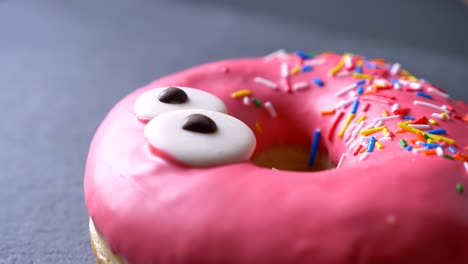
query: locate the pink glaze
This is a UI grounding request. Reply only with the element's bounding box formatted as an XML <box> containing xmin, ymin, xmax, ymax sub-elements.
<box><xmin>85</xmin><ymin>52</ymin><xmax>468</xmax><ymax>264</ymax></box>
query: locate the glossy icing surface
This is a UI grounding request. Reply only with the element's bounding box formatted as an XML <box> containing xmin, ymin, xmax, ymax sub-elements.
<box><xmin>85</xmin><ymin>52</ymin><xmax>468</xmax><ymax>264</ymax></box>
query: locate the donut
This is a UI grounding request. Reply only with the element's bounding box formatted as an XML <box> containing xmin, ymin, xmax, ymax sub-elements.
<box><xmin>84</xmin><ymin>51</ymin><xmax>468</xmax><ymax>264</ymax></box>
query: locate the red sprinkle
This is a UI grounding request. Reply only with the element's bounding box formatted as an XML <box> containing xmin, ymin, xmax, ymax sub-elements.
<box><xmin>412</xmin><ymin>116</ymin><xmax>429</xmax><ymax>124</ymax></box>
<box><xmin>363</xmin><ymin>103</ymin><xmax>370</xmax><ymax>112</ymax></box>
<box><xmin>393</xmin><ymin>108</ymin><xmax>410</xmax><ymax>115</ymax></box>
<box><xmin>327</xmin><ymin>111</ymin><xmax>345</xmax><ymax>141</ymax></box>
<box><xmin>451</xmin><ymin>113</ymin><xmax>462</xmax><ymax>120</ymax></box>
<box><xmin>354</xmin><ymin>145</ymin><xmax>363</xmax><ymax>156</ymax></box>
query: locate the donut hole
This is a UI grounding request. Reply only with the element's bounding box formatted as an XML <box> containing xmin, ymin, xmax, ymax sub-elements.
<box><xmin>250</xmin><ymin>144</ymin><xmax>335</xmax><ymax>172</ymax></box>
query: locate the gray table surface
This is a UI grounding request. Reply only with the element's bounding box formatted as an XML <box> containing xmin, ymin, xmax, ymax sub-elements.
<box><xmin>1</xmin><ymin>0</ymin><xmax>467</xmax><ymax>263</ymax></box>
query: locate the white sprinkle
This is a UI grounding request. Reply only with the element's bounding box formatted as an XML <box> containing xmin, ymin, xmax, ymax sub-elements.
<box><xmin>391</xmin><ymin>104</ymin><xmax>399</xmax><ymax>113</ymax></box>
<box><xmin>335</xmin><ymin>83</ymin><xmax>358</xmax><ymax>97</ymax></box>
<box><xmin>281</xmin><ymin>63</ymin><xmax>289</xmax><ymax>78</ymax></box>
<box><xmin>335</xmin><ymin>96</ymin><xmax>358</xmax><ymax>109</ymax></box>
<box><xmin>415</xmin><ymin>141</ymin><xmax>425</xmax><ymax>146</ymax></box>
<box><xmin>254</xmin><ymin>77</ymin><xmax>278</xmax><ymax>90</ymax></box>
<box><xmin>464</xmin><ymin>162</ymin><xmax>468</xmax><ymax>175</ymax></box>
<box><xmin>412</xmin><ymin>147</ymin><xmax>428</xmax><ymax>154</ymax></box>
<box><xmin>292</xmin><ymin>82</ymin><xmax>309</xmax><ymax>91</ymax></box>
<box><xmin>304</xmin><ymin>58</ymin><xmax>327</xmax><ymax>66</ymax></box>
<box><xmin>348</xmin><ymin>91</ymin><xmax>357</xmax><ymax>97</ymax></box>
<box><xmin>264</xmin><ymin>49</ymin><xmax>287</xmax><ymax>60</ymax></box>
<box><xmin>393</xmin><ymin>83</ymin><xmax>401</xmax><ymax>90</ymax></box>
<box><xmin>373</xmin><ymin>115</ymin><xmax>400</xmax><ymax>122</ymax></box>
<box><xmin>352</xmin><ymin>121</ymin><xmax>366</xmax><ymax>139</ymax></box>
<box><xmin>344</xmin><ymin>55</ymin><xmax>353</xmax><ymax>69</ymax></box>
<box><xmin>399</xmin><ymin>80</ymin><xmax>409</xmax><ymax>85</ymax></box>
<box><xmin>348</xmin><ymin>138</ymin><xmax>361</xmax><ymax>150</ymax></box>
<box><xmin>264</xmin><ymin>101</ymin><xmax>277</xmax><ymax>118</ymax></box>
<box><xmin>336</xmin><ymin>71</ymin><xmax>352</xmax><ymax>78</ymax></box>
<box><xmin>378</xmin><ymin>137</ymin><xmax>393</xmax><ymax>142</ymax></box>
<box><xmin>441</xmin><ymin>105</ymin><xmax>448</xmax><ymax>110</ymax></box>
<box><xmin>436</xmin><ymin>147</ymin><xmax>444</xmax><ymax>157</ymax></box>
<box><xmin>407</xmin><ymin>82</ymin><xmax>423</xmax><ymax>90</ymax></box>
<box><xmin>431</xmin><ymin>113</ymin><xmax>449</xmax><ymax>120</ymax></box>
<box><xmin>374</xmin><ymin>121</ymin><xmax>384</xmax><ymax>128</ymax></box>
<box><xmin>427</xmin><ymin>87</ymin><xmax>450</xmax><ymax>98</ymax></box>
<box><xmin>390</xmin><ymin>63</ymin><xmax>401</xmax><ymax>75</ymax></box>
<box><xmin>408</xmin><ymin>124</ymin><xmax>431</xmax><ymax>130</ymax></box>
<box><xmin>336</xmin><ymin>153</ymin><xmax>347</xmax><ymax>169</ymax></box>
<box><xmin>361</xmin><ymin>137</ymin><xmax>371</xmax><ymax>143</ymax></box>
<box><xmin>359</xmin><ymin>152</ymin><xmax>369</xmax><ymax>161</ymax></box>
<box><xmin>413</xmin><ymin>100</ymin><xmax>450</xmax><ymax>113</ymax></box>
<box><xmin>242</xmin><ymin>96</ymin><xmax>250</xmax><ymax>105</ymax></box>
<box><xmin>361</xmin><ymin>121</ymin><xmax>378</xmax><ymax>132</ymax></box>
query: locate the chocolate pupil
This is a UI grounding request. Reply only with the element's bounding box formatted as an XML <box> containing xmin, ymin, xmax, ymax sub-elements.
<box><xmin>158</xmin><ymin>87</ymin><xmax>188</xmax><ymax>104</ymax></box>
<box><xmin>182</xmin><ymin>114</ymin><xmax>217</xmax><ymax>134</ymax></box>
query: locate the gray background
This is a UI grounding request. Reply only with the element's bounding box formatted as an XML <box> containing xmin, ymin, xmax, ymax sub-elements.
<box><xmin>1</xmin><ymin>0</ymin><xmax>467</xmax><ymax>263</ymax></box>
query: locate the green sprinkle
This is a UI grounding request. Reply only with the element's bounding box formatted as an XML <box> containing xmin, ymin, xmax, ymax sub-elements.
<box><xmin>443</xmin><ymin>154</ymin><xmax>455</xmax><ymax>160</ymax></box>
<box><xmin>252</xmin><ymin>98</ymin><xmax>262</xmax><ymax>107</ymax></box>
<box><xmin>399</xmin><ymin>139</ymin><xmax>408</xmax><ymax>148</ymax></box>
<box><xmin>456</xmin><ymin>183</ymin><xmax>464</xmax><ymax>194</ymax></box>
<box><xmin>423</xmin><ymin>133</ymin><xmax>430</xmax><ymax>139</ymax></box>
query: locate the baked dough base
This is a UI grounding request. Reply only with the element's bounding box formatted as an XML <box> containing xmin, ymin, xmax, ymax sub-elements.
<box><xmin>89</xmin><ymin>218</ymin><xmax>126</xmax><ymax>264</ymax></box>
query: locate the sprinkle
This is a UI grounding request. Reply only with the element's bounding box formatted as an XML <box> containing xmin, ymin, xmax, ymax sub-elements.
<box><xmin>402</xmin><ymin>116</ymin><xmax>415</xmax><ymax>121</ymax></box>
<box><xmin>436</xmin><ymin>147</ymin><xmax>444</xmax><ymax>156</ymax></box>
<box><xmin>338</xmin><ymin>113</ymin><xmax>356</xmax><ymax>138</ymax></box>
<box><xmin>412</xmin><ymin>116</ymin><xmax>428</xmax><ymax>124</ymax></box>
<box><xmin>427</xmin><ymin>129</ymin><xmax>446</xmax><ymax>135</ymax></box>
<box><xmin>378</xmin><ymin>137</ymin><xmax>392</xmax><ymax>142</ymax></box>
<box><xmin>464</xmin><ymin>162</ymin><xmax>468</xmax><ymax>174</ymax></box>
<box><xmin>456</xmin><ymin>184</ymin><xmax>464</xmax><ymax>194</ymax></box>
<box><xmin>428</xmin><ymin>118</ymin><xmax>438</xmax><ymax>125</ymax></box>
<box><xmin>360</xmin><ymin>126</ymin><xmax>385</xmax><ymax>136</ymax></box>
<box><xmin>329</xmin><ymin>56</ymin><xmax>346</xmax><ymax>76</ymax></box>
<box><xmin>242</xmin><ymin>96</ymin><xmax>250</xmax><ymax>105</ymax></box>
<box><xmin>444</xmin><ymin>154</ymin><xmax>455</xmax><ymax>160</ymax></box>
<box><xmin>413</xmin><ymin>100</ymin><xmax>450</xmax><ymax>113</ymax></box>
<box><xmin>321</xmin><ymin>109</ymin><xmax>336</xmax><ymax>115</ymax></box>
<box><xmin>441</xmin><ymin>112</ymin><xmax>449</xmax><ymax>119</ymax></box>
<box><xmin>356</xmin><ymin>115</ymin><xmax>367</xmax><ymax>124</ymax></box>
<box><xmin>416</xmin><ymin>91</ymin><xmax>433</xmax><ymax>99</ymax></box>
<box><xmin>312</xmin><ymin>77</ymin><xmax>325</xmax><ymax>87</ymax></box>
<box><xmin>301</xmin><ymin>65</ymin><xmax>313</xmax><ymax>72</ymax></box>
<box><xmin>375</xmin><ymin>141</ymin><xmax>384</xmax><ymax>149</ymax></box>
<box><xmin>383</xmin><ymin>127</ymin><xmax>389</xmax><ymax>137</ymax></box>
<box><xmin>407</xmin><ymin>82</ymin><xmax>423</xmax><ymax>90</ymax></box>
<box><xmin>295</xmin><ymin>50</ymin><xmax>312</xmax><ymax>60</ymax></box>
<box><xmin>367</xmin><ymin>137</ymin><xmax>376</xmax><ymax>152</ymax></box>
<box><xmin>281</xmin><ymin>78</ymin><xmax>292</xmax><ymax>93</ymax></box>
<box><xmin>406</xmin><ymin>145</ymin><xmax>413</xmax><ymax>151</ymax></box>
<box><xmin>344</xmin><ymin>55</ymin><xmax>353</xmax><ymax>69</ymax></box>
<box><xmin>304</xmin><ymin>58</ymin><xmax>326</xmax><ymax>66</ymax></box>
<box><xmin>390</xmin><ymin>63</ymin><xmax>401</xmax><ymax>75</ymax></box>
<box><xmin>353</xmin><ymin>73</ymin><xmax>373</xmax><ymax>79</ymax></box>
<box><xmin>336</xmin><ymin>153</ymin><xmax>347</xmax><ymax>169</ymax></box>
<box><xmin>336</xmin><ymin>71</ymin><xmax>352</xmax><ymax>77</ymax></box>
<box><xmin>374</xmin><ymin>121</ymin><xmax>384</xmax><ymax>128</ymax></box>
<box><xmin>252</xmin><ymin>98</ymin><xmax>262</xmax><ymax>107</ymax></box>
<box><xmin>351</xmin><ymin>120</ymin><xmax>366</xmax><ymax>140</ymax></box>
<box><xmin>361</xmin><ymin>97</ymin><xmax>393</xmax><ymax>105</ymax></box>
<box><xmin>357</xmin><ymin>86</ymin><xmax>364</xmax><ymax>95</ymax></box>
<box><xmin>281</xmin><ymin>63</ymin><xmax>289</xmax><ymax>78</ymax></box>
<box><xmin>363</xmin><ymin>103</ymin><xmax>370</xmax><ymax>112</ymax></box>
<box><xmin>350</xmin><ymin>100</ymin><xmax>360</xmax><ymax>114</ymax></box>
<box><xmin>374</xmin><ymin>115</ymin><xmax>400</xmax><ymax>122</ymax></box>
<box><xmin>231</xmin><ymin>89</ymin><xmax>252</xmax><ymax>99</ymax></box>
<box><xmin>423</xmin><ymin>149</ymin><xmax>436</xmax><ymax>155</ymax></box>
<box><xmin>355</xmin><ymin>65</ymin><xmax>363</xmax><ymax>74</ymax></box>
<box><xmin>431</xmin><ymin>113</ymin><xmax>446</xmax><ymax>120</ymax></box>
<box><xmin>292</xmin><ymin>82</ymin><xmax>309</xmax><ymax>91</ymax></box>
<box><xmin>335</xmin><ymin>80</ymin><xmax>365</xmax><ymax>97</ymax></box>
<box><xmin>398</xmin><ymin>123</ymin><xmax>455</xmax><ymax>144</ymax></box>
<box><xmin>400</xmin><ymin>139</ymin><xmax>408</xmax><ymax>148</ymax></box>
<box><xmin>408</xmin><ymin>124</ymin><xmax>430</xmax><ymax>130</ymax></box>
<box><xmin>413</xmin><ymin>147</ymin><xmax>428</xmax><ymax>154</ymax></box>
<box><xmin>254</xmin><ymin>122</ymin><xmax>263</xmax><ymax>134</ymax></box>
<box><xmin>391</xmin><ymin>104</ymin><xmax>399</xmax><ymax>113</ymax></box>
<box><xmin>254</xmin><ymin>77</ymin><xmax>278</xmax><ymax>90</ymax></box>
<box><xmin>290</xmin><ymin>66</ymin><xmax>301</xmax><ymax>75</ymax></box>
<box><xmin>308</xmin><ymin>129</ymin><xmax>321</xmax><ymax>167</ymax></box>
<box><xmin>427</xmin><ymin>87</ymin><xmax>450</xmax><ymax>98</ymax></box>
<box><xmin>336</xmin><ymin>96</ymin><xmax>358</xmax><ymax>109</ymax></box>
<box><xmin>448</xmin><ymin>146</ymin><xmax>457</xmax><ymax>154</ymax></box>
<box><xmin>359</xmin><ymin>152</ymin><xmax>369</xmax><ymax>161</ymax></box>
<box><xmin>263</xmin><ymin>49</ymin><xmax>287</xmax><ymax>60</ymax></box>
<box><xmin>393</xmin><ymin>108</ymin><xmax>410</xmax><ymax>115</ymax></box>
<box><xmin>328</xmin><ymin>111</ymin><xmax>345</xmax><ymax>141</ymax></box>
<box><xmin>353</xmin><ymin>145</ymin><xmax>363</xmax><ymax>156</ymax></box>
<box><xmin>264</xmin><ymin>101</ymin><xmax>277</xmax><ymax>118</ymax></box>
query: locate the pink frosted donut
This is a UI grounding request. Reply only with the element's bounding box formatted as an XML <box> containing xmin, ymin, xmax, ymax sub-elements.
<box><xmin>84</xmin><ymin>51</ymin><xmax>468</xmax><ymax>264</ymax></box>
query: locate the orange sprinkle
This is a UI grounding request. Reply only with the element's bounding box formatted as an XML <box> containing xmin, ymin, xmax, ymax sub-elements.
<box><xmin>360</xmin><ymin>146</ymin><xmax>367</xmax><ymax>153</ymax></box>
<box><xmin>463</xmin><ymin>114</ymin><xmax>468</xmax><ymax>122</ymax></box>
<box><xmin>353</xmin><ymin>73</ymin><xmax>373</xmax><ymax>79</ymax></box>
<box><xmin>394</xmin><ymin>129</ymin><xmax>406</xmax><ymax>134</ymax></box>
<box><xmin>370</xmin><ymin>58</ymin><xmax>385</xmax><ymax>64</ymax></box>
<box><xmin>321</xmin><ymin>109</ymin><xmax>336</xmax><ymax>115</ymax></box>
<box><xmin>254</xmin><ymin>122</ymin><xmax>263</xmax><ymax>135</ymax></box>
<box><xmin>423</xmin><ymin>149</ymin><xmax>436</xmax><ymax>156</ymax></box>
<box><xmin>409</xmin><ymin>139</ymin><xmax>418</xmax><ymax>145</ymax></box>
<box><xmin>382</xmin><ymin>110</ymin><xmax>390</xmax><ymax>117</ymax></box>
<box><xmin>416</xmin><ymin>132</ymin><xmax>427</xmax><ymax>142</ymax></box>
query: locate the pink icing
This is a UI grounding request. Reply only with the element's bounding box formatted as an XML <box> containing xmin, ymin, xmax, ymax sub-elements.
<box><xmin>84</xmin><ymin>52</ymin><xmax>468</xmax><ymax>264</ymax></box>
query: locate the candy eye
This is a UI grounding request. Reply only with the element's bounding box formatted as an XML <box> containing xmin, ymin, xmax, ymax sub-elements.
<box><xmin>144</xmin><ymin>109</ymin><xmax>256</xmax><ymax>167</ymax></box>
<box><xmin>134</xmin><ymin>86</ymin><xmax>227</xmax><ymax>121</ymax></box>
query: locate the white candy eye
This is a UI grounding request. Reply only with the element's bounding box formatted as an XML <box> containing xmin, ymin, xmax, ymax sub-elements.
<box><xmin>144</xmin><ymin>109</ymin><xmax>256</xmax><ymax>167</ymax></box>
<box><xmin>134</xmin><ymin>86</ymin><xmax>227</xmax><ymax>121</ymax></box>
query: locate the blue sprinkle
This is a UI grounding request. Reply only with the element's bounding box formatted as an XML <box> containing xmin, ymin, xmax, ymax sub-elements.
<box><xmin>421</xmin><ymin>143</ymin><xmax>442</xmax><ymax>149</ymax></box>
<box><xmin>416</xmin><ymin>91</ymin><xmax>433</xmax><ymax>99</ymax></box>
<box><xmin>312</xmin><ymin>77</ymin><xmax>324</xmax><ymax>87</ymax></box>
<box><xmin>427</xmin><ymin>129</ymin><xmax>446</xmax><ymax>135</ymax></box>
<box><xmin>356</xmin><ymin>79</ymin><xmax>366</xmax><ymax>85</ymax></box>
<box><xmin>355</xmin><ymin>65</ymin><xmax>363</xmax><ymax>74</ymax></box>
<box><xmin>357</xmin><ymin>86</ymin><xmax>364</xmax><ymax>95</ymax></box>
<box><xmin>364</xmin><ymin>60</ymin><xmax>377</xmax><ymax>69</ymax></box>
<box><xmin>367</xmin><ymin>136</ymin><xmax>376</xmax><ymax>152</ymax></box>
<box><xmin>402</xmin><ymin>115</ymin><xmax>415</xmax><ymax>121</ymax></box>
<box><xmin>351</xmin><ymin>99</ymin><xmax>360</xmax><ymax>114</ymax></box>
<box><xmin>448</xmin><ymin>146</ymin><xmax>457</xmax><ymax>154</ymax></box>
<box><xmin>295</xmin><ymin>51</ymin><xmax>313</xmax><ymax>60</ymax></box>
<box><xmin>308</xmin><ymin>129</ymin><xmax>321</xmax><ymax>167</ymax></box>
<box><xmin>390</xmin><ymin>78</ymin><xmax>400</xmax><ymax>84</ymax></box>
<box><xmin>301</xmin><ymin>65</ymin><xmax>313</xmax><ymax>72</ymax></box>
<box><xmin>406</xmin><ymin>146</ymin><xmax>413</xmax><ymax>151</ymax></box>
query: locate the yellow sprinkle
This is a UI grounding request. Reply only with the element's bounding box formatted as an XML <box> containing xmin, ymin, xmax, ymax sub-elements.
<box><xmin>428</xmin><ymin>119</ymin><xmax>438</xmax><ymax>125</ymax></box>
<box><xmin>408</xmin><ymin>75</ymin><xmax>418</xmax><ymax>82</ymax></box>
<box><xmin>441</xmin><ymin>112</ymin><xmax>449</xmax><ymax>119</ymax></box>
<box><xmin>401</xmin><ymin>69</ymin><xmax>411</xmax><ymax>76</ymax></box>
<box><xmin>356</xmin><ymin>115</ymin><xmax>367</xmax><ymax>124</ymax></box>
<box><xmin>321</xmin><ymin>109</ymin><xmax>336</xmax><ymax>115</ymax></box>
<box><xmin>427</xmin><ymin>134</ymin><xmax>455</xmax><ymax>145</ymax></box>
<box><xmin>427</xmin><ymin>138</ymin><xmax>435</xmax><ymax>144</ymax></box>
<box><xmin>353</xmin><ymin>73</ymin><xmax>373</xmax><ymax>79</ymax></box>
<box><xmin>338</xmin><ymin>113</ymin><xmax>355</xmax><ymax>138</ymax></box>
<box><xmin>383</xmin><ymin>127</ymin><xmax>389</xmax><ymax>137</ymax></box>
<box><xmin>290</xmin><ymin>66</ymin><xmax>301</xmax><ymax>75</ymax></box>
<box><xmin>231</xmin><ymin>89</ymin><xmax>252</xmax><ymax>99</ymax></box>
<box><xmin>254</xmin><ymin>122</ymin><xmax>263</xmax><ymax>135</ymax></box>
<box><xmin>375</xmin><ymin>141</ymin><xmax>384</xmax><ymax>149</ymax></box>
<box><xmin>398</xmin><ymin>122</ymin><xmax>455</xmax><ymax>145</ymax></box>
<box><xmin>360</xmin><ymin>126</ymin><xmax>386</xmax><ymax>136</ymax></box>
<box><xmin>329</xmin><ymin>56</ymin><xmax>346</xmax><ymax>76</ymax></box>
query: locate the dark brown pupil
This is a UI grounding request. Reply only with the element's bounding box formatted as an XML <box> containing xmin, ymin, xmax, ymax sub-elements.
<box><xmin>182</xmin><ymin>114</ymin><xmax>217</xmax><ymax>134</ymax></box>
<box><xmin>158</xmin><ymin>87</ymin><xmax>188</xmax><ymax>104</ymax></box>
